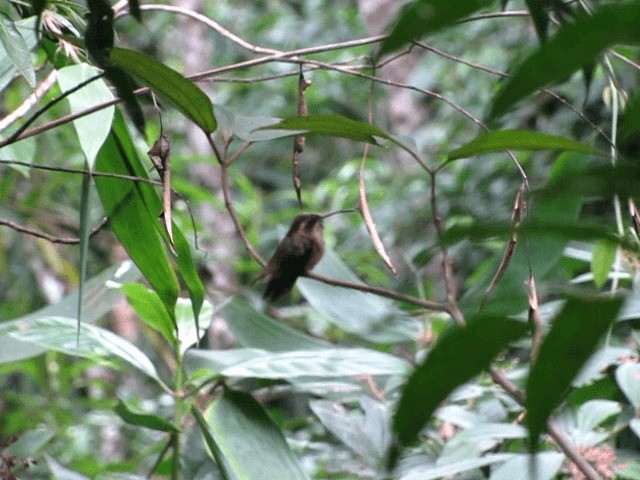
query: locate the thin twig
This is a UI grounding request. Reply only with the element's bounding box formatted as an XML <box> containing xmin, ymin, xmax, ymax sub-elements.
<box><xmin>0</xmin><ymin>217</ymin><xmax>108</xmax><ymax>244</ymax></box>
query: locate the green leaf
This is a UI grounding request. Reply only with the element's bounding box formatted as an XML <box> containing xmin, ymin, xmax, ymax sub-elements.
<box><xmin>110</xmin><ymin>47</ymin><xmax>216</xmax><ymax>133</ymax></box>
<box><xmin>7</xmin><ymin>316</ymin><xmax>163</xmax><ymax>384</ymax></box>
<box><xmin>46</xmin><ymin>455</ymin><xmax>90</xmax><ymax>480</ymax></box>
<box><xmin>401</xmin><ymin>454</ymin><xmax>512</xmax><ymax>480</ymax></box>
<box><xmin>4</xmin><ymin>425</ymin><xmax>54</xmax><ymax>456</ymax></box>
<box><xmin>256</xmin><ymin>114</ymin><xmax>389</xmax><ymax>144</ymax></box>
<box><xmin>189</xmin><ymin>348</ymin><xmax>410</xmax><ymax>380</ymax></box>
<box><xmin>221</xmin><ymin>298</ymin><xmax>330</xmax><ymax>351</ymax></box>
<box><xmin>389</xmin><ymin>316</ymin><xmax>528</xmax><ymax>467</ymax></box>
<box><xmin>202</xmin><ymin>389</ymin><xmax>308</xmax><ymax>480</ymax></box>
<box><xmin>56</xmin><ymin>64</ymin><xmax>115</xmax><ymax>167</ymax></box>
<box><xmin>526</xmin><ymin>295</ymin><xmax>624</xmax><ymax>450</ymax></box>
<box><xmin>114</xmin><ymin>399</ymin><xmax>178</xmax><ymax>432</ymax></box>
<box><xmin>120</xmin><ymin>282</ymin><xmax>176</xmax><ymax>345</ymax></box>
<box><xmin>0</xmin><ymin>13</ymin><xmax>35</xmax><ymax>87</ymax></box>
<box><xmin>379</xmin><ymin>0</ymin><xmax>494</xmax><ymax>56</ymax></box>
<box><xmin>524</xmin><ymin>0</ymin><xmax>550</xmax><ymax>42</ymax></box>
<box><xmin>103</xmin><ymin>67</ymin><xmax>146</xmax><ymax>135</ymax></box>
<box><xmin>0</xmin><ymin>261</ymin><xmax>140</xmax><ymax>363</ymax></box>
<box><xmin>191</xmin><ymin>406</ymin><xmax>233</xmax><ymax>480</ymax></box>
<box><xmin>616</xmin><ymin>363</ymin><xmax>640</xmax><ymax>408</ymax></box>
<box><xmin>447</xmin><ymin>130</ymin><xmax>605</xmax><ymax>161</ymax></box>
<box><xmin>94</xmin><ymin>111</ymin><xmax>179</xmax><ymax>317</ymax></box>
<box><xmin>297</xmin><ymin>249</ymin><xmax>420</xmax><ymax>343</ymax></box>
<box><xmin>491</xmin><ymin>2</ymin><xmax>640</xmax><ymax>118</ymax></box>
<box><xmin>0</xmin><ymin>133</ymin><xmax>36</xmax><ymax>176</ymax></box>
<box><xmin>0</xmin><ymin>17</ymin><xmax>37</xmax><ymax>93</ymax></box>
<box><xmin>175</xmin><ymin>297</ymin><xmax>213</xmax><ymax>354</ymax></box>
<box><xmin>591</xmin><ymin>240</ymin><xmax>617</xmax><ymax>289</ymax></box>
<box><xmin>489</xmin><ymin>452</ymin><xmax>564</xmax><ymax>480</ymax></box>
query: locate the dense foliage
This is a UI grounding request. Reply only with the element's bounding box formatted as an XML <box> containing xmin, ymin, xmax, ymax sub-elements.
<box><xmin>2</xmin><ymin>0</ymin><xmax>640</xmax><ymax>479</ymax></box>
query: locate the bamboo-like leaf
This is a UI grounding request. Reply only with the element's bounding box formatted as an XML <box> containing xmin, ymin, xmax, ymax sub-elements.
<box><xmin>76</xmin><ymin>172</ymin><xmax>91</xmax><ymax>344</ymax></box>
<box><xmin>591</xmin><ymin>240</ymin><xmax>617</xmax><ymax>289</ymax></box>
<box><xmin>389</xmin><ymin>316</ymin><xmax>528</xmax><ymax>467</ymax></box>
<box><xmin>257</xmin><ymin>114</ymin><xmax>389</xmax><ymax>144</ymax></box>
<box><xmin>114</xmin><ymin>399</ymin><xmax>178</xmax><ymax>432</ymax></box>
<box><xmin>0</xmin><ymin>13</ymin><xmax>35</xmax><ymax>87</ymax></box>
<box><xmin>491</xmin><ymin>2</ymin><xmax>640</xmax><ymax>118</ymax></box>
<box><xmin>447</xmin><ymin>130</ymin><xmax>605</xmax><ymax>161</ymax></box>
<box><xmin>526</xmin><ymin>295</ymin><xmax>624</xmax><ymax>450</ymax></box>
<box><xmin>110</xmin><ymin>47</ymin><xmax>216</xmax><ymax>132</ymax></box>
<box><xmin>120</xmin><ymin>282</ymin><xmax>176</xmax><ymax>345</ymax></box>
<box><xmin>379</xmin><ymin>0</ymin><xmax>494</xmax><ymax>56</ymax></box>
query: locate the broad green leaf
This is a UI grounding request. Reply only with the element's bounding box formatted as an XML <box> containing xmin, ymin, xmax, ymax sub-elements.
<box><xmin>575</xmin><ymin>399</ymin><xmax>621</xmax><ymax>433</ymax></box>
<box><xmin>591</xmin><ymin>240</ymin><xmax>617</xmax><ymax>289</ymax></box>
<box><xmin>175</xmin><ymin>297</ymin><xmax>213</xmax><ymax>354</ymax></box>
<box><xmin>7</xmin><ymin>316</ymin><xmax>163</xmax><ymax>384</ymax></box>
<box><xmin>203</xmin><ymin>389</ymin><xmax>308</xmax><ymax>480</ymax></box>
<box><xmin>298</xmin><ymin>249</ymin><xmax>421</xmax><ymax>343</ymax></box>
<box><xmin>491</xmin><ymin>2</ymin><xmax>640</xmax><ymax>117</ymax></box>
<box><xmin>379</xmin><ymin>0</ymin><xmax>494</xmax><ymax>56</ymax></box>
<box><xmin>191</xmin><ymin>406</ymin><xmax>233</xmax><ymax>480</ymax></box>
<box><xmin>185</xmin><ymin>348</ymin><xmax>267</xmax><ymax>378</ymax></box>
<box><xmin>0</xmin><ymin>17</ymin><xmax>37</xmax><ymax>93</ymax></box>
<box><xmin>400</xmin><ymin>454</ymin><xmax>512</xmax><ymax>480</ymax></box>
<box><xmin>257</xmin><ymin>114</ymin><xmax>389</xmax><ymax>144</ymax></box>
<box><xmin>0</xmin><ymin>261</ymin><xmax>140</xmax><ymax>363</ymax></box>
<box><xmin>0</xmin><ymin>133</ymin><xmax>36</xmax><ymax>176</ymax></box>
<box><xmin>489</xmin><ymin>452</ymin><xmax>564</xmax><ymax>480</ymax></box>
<box><xmin>221</xmin><ymin>298</ymin><xmax>330</xmax><ymax>351</ymax></box>
<box><xmin>0</xmin><ymin>13</ymin><xmax>35</xmax><ymax>87</ymax></box>
<box><xmin>57</xmin><ymin>64</ymin><xmax>115</xmax><ymax>167</ymax></box>
<box><xmin>110</xmin><ymin>47</ymin><xmax>216</xmax><ymax>133</ymax></box>
<box><xmin>120</xmin><ymin>282</ymin><xmax>176</xmax><ymax>345</ymax></box>
<box><xmin>310</xmin><ymin>397</ymin><xmax>391</xmax><ymax>463</ymax></box>
<box><xmin>114</xmin><ymin>399</ymin><xmax>178</xmax><ymax>432</ymax></box>
<box><xmin>526</xmin><ymin>295</ymin><xmax>624</xmax><ymax>449</ymax></box>
<box><xmin>219</xmin><ymin>348</ymin><xmax>409</xmax><ymax>379</ymax></box>
<box><xmin>4</xmin><ymin>425</ymin><xmax>53</xmax><ymax>456</ymax></box>
<box><xmin>46</xmin><ymin>455</ymin><xmax>90</xmax><ymax>480</ymax></box>
<box><xmin>389</xmin><ymin>316</ymin><xmax>528</xmax><ymax>467</ymax></box>
<box><xmin>94</xmin><ymin>111</ymin><xmax>179</xmax><ymax>317</ymax></box>
<box><xmin>447</xmin><ymin>130</ymin><xmax>605</xmax><ymax>161</ymax></box>
<box><xmin>616</xmin><ymin>363</ymin><xmax>640</xmax><ymax>408</ymax></box>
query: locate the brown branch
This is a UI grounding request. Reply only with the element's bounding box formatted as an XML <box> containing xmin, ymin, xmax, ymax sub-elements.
<box><xmin>0</xmin><ymin>70</ymin><xmax>58</xmax><ymax>134</ymax></box>
<box><xmin>0</xmin><ymin>217</ymin><xmax>108</xmax><ymax>244</ymax></box>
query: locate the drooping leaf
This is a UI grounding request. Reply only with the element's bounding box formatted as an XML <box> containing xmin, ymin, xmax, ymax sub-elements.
<box><xmin>114</xmin><ymin>399</ymin><xmax>178</xmax><ymax>432</ymax></box>
<box><xmin>202</xmin><ymin>389</ymin><xmax>308</xmax><ymax>480</ymax></box>
<box><xmin>0</xmin><ymin>261</ymin><xmax>140</xmax><ymax>363</ymax></box>
<box><xmin>256</xmin><ymin>114</ymin><xmax>389</xmax><ymax>144</ymax></box>
<box><xmin>175</xmin><ymin>297</ymin><xmax>213</xmax><ymax>354</ymax></box>
<box><xmin>110</xmin><ymin>47</ymin><xmax>216</xmax><ymax>133</ymax></box>
<box><xmin>7</xmin><ymin>316</ymin><xmax>163</xmax><ymax>384</ymax></box>
<box><xmin>591</xmin><ymin>240</ymin><xmax>617</xmax><ymax>289</ymax></box>
<box><xmin>56</xmin><ymin>64</ymin><xmax>115</xmax><ymax>167</ymax></box>
<box><xmin>103</xmin><ymin>66</ymin><xmax>146</xmax><ymax>134</ymax></box>
<box><xmin>526</xmin><ymin>295</ymin><xmax>624</xmax><ymax>450</ymax></box>
<box><xmin>491</xmin><ymin>2</ymin><xmax>640</xmax><ymax>117</ymax></box>
<box><xmin>76</xmin><ymin>171</ymin><xmax>91</xmax><ymax>342</ymax></box>
<box><xmin>0</xmin><ymin>13</ymin><xmax>35</xmax><ymax>87</ymax></box>
<box><xmin>188</xmin><ymin>348</ymin><xmax>410</xmax><ymax>380</ymax></box>
<box><xmin>489</xmin><ymin>452</ymin><xmax>564</xmax><ymax>480</ymax></box>
<box><xmin>0</xmin><ymin>17</ymin><xmax>37</xmax><ymax>93</ymax></box>
<box><xmin>172</xmin><ymin>225</ymin><xmax>205</xmax><ymax>337</ymax></box>
<box><xmin>191</xmin><ymin>406</ymin><xmax>233</xmax><ymax>480</ymax></box>
<box><xmin>221</xmin><ymin>298</ymin><xmax>330</xmax><ymax>351</ymax></box>
<box><xmin>120</xmin><ymin>282</ymin><xmax>176</xmax><ymax>345</ymax></box>
<box><xmin>379</xmin><ymin>0</ymin><xmax>494</xmax><ymax>56</ymax></box>
<box><xmin>389</xmin><ymin>316</ymin><xmax>528</xmax><ymax>467</ymax></box>
<box><xmin>447</xmin><ymin>130</ymin><xmax>605</xmax><ymax>161</ymax></box>
<box><xmin>94</xmin><ymin>111</ymin><xmax>179</xmax><ymax>317</ymax></box>
<box><xmin>616</xmin><ymin>362</ymin><xmax>640</xmax><ymax>408</ymax></box>
<box><xmin>297</xmin><ymin>249</ymin><xmax>420</xmax><ymax>343</ymax></box>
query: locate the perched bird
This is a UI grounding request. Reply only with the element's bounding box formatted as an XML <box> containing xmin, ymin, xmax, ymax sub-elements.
<box><xmin>256</xmin><ymin>210</ymin><xmax>353</xmax><ymax>302</ymax></box>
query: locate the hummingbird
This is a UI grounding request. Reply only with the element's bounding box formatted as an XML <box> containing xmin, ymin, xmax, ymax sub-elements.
<box><xmin>256</xmin><ymin>210</ymin><xmax>354</xmax><ymax>302</ymax></box>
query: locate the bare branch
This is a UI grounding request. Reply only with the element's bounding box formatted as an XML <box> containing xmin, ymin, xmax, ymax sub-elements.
<box><xmin>0</xmin><ymin>217</ymin><xmax>108</xmax><ymax>244</ymax></box>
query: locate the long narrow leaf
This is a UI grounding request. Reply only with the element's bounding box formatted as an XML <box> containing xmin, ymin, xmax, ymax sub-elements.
<box><xmin>491</xmin><ymin>2</ymin><xmax>640</xmax><ymax>117</ymax></box>
<box><xmin>110</xmin><ymin>47</ymin><xmax>216</xmax><ymax>133</ymax></box>
<box><xmin>0</xmin><ymin>13</ymin><xmax>35</xmax><ymax>87</ymax></box>
<box><xmin>389</xmin><ymin>316</ymin><xmax>528</xmax><ymax>467</ymax></box>
<box><xmin>526</xmin><ymin>295</ymin><xmax>624</xmax><ymax>449</ymax></box>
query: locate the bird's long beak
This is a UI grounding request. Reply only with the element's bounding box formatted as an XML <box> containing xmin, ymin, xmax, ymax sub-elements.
<box><xmin>321</xmin><ymin>208</ymin><xmax>357</xmax><ymax>219</ymax></box>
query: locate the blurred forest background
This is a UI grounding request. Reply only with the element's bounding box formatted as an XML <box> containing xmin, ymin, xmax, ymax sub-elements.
<box><xmin>1</xmin><ymin>0</ymin><xmax>640</xmax><ymax>479</ymax></box>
